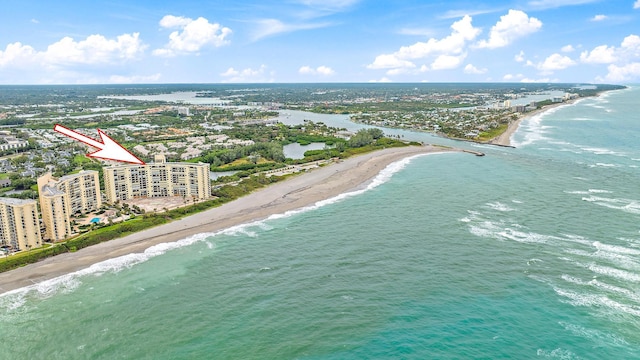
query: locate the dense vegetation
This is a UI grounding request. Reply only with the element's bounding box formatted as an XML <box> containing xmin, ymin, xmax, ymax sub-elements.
<box><xmin>0</xmin><ymin>174</ymin><xmax>285</xmax><ymax>272</ymax></box>
<box><xmin>0</xmin><ymin>82</ymin><xmax>626</xmax><ymax>272</ymax></box>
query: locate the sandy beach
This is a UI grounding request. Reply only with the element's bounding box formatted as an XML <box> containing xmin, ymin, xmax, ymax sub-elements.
<box><xmin>491</xmin><ymin>100</ymin><xmax>578</xmax><ymax>146</ymax></box>
<box><xmin>0</xmin><ymin>145</ymin><xmax>454</xmax><ymax>295</ymax></box>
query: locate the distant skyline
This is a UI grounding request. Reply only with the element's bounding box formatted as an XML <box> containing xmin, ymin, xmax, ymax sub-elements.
<box><xmin>0</xmin><ymin>0</ymin><xmax>639</xmax><ymax>84</ymax></box>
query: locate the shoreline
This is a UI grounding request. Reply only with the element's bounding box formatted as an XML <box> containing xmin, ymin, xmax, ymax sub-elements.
<box><xmin>490</xmin><ymin>98</ymin><xmax>581</xmax><ymax>146</ymax></box>
<box><xmin>345</xmin><ymin>99</ymin><xmax>581</xmax><ymax>148</ymax></box>
<box><xmin>0</xmin><ymin>145</ymin><xmax>456</xmax><ymax>295</ymax></box>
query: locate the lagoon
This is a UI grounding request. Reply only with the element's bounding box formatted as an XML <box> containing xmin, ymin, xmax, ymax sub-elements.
<box><xmin>283</xmin><ymin>142</ymin><xmax>327</xmax><ymax>159</ymax></box>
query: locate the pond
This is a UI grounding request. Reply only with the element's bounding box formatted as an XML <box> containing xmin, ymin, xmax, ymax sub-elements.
<box><xmin>283</xmin><ymin>142</ymin><xmax>328</xmax><ymax>159</ymax></box>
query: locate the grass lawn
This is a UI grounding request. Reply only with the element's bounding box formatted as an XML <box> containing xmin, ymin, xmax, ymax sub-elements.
<box><xmin>73</xmin><ymin>154</ymin><xmax>92</xmax><ymax>165</ymax></box>
<box><xmin>478</xmin><ymin>123</ymin><xmax>509</xmax><ymax>142</ymax></box>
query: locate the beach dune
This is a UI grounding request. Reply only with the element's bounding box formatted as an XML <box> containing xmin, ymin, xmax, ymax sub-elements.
<box><xmin>0</xmin><ymin>145</ymin><xmax>452</xmax><ymax>295</ymax></box>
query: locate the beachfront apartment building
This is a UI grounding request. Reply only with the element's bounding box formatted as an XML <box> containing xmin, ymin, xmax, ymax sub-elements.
<box><xmin>37</xmin><ymin>171</ymin><xmax>102</xmax><ymax>241</ymax></box>
<box><xmin>0</xmin><ymin>197</ymin><xmax>42</xmax><ymax>252</ymax></box>
<box><xmin>103</xmin><ymin>155</ymin><xmax>211</xmax><ymax>203</ymax></box>
<box><xmin>39</xmin><ymin>186</ymin><xmax>72</xmax><ymax>242</ymax></box>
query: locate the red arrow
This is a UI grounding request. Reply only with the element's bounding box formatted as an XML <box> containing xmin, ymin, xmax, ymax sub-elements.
<box><xmin>54</xmin><ymin>124</ymin><xmax>145</xmax><ymax>165</ymax></box>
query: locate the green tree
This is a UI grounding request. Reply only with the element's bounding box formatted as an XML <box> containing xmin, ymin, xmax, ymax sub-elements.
<box><xmin>348</xmin><ymin>129</ymin><xmax>374</xmax><ymax>148</ymax></box>
<box><xmin>368</xmin><ymin>128</ymin><xmax>384</xmax><ymax>139</ymax></box>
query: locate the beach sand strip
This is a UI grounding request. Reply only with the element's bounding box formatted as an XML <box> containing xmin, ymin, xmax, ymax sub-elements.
<box><xmin>0</xmin><ymin>145</ymin><xmax>453</xmax><ymax>294</ymax></box>
<box><xmin>491</xmin><ymin>99</ymin><xmax>579</xmax><ymax>146</ymax></box>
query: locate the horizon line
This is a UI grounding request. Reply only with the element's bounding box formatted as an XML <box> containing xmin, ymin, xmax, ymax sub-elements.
<box><xmin>0</xmin><ymin>81</ymin><xmax>630</xmax><ymax>86</ymax></box>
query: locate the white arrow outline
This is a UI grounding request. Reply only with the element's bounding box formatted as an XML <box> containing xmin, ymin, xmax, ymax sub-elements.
<box><xmin>54</xmin><ymin>124</ymin><xmax>145</xmax><ymax>165</ymax></box>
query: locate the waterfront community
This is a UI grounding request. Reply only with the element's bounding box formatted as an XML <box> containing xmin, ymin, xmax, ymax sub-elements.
<box><xmin>2</xmin><ymin>0</ymin><xmax>640</xmax><ymax>357</ymax></box>
<box><xmin>0</xmin><ymin>83</ymin><xmax>623</xmax><ymax>277</ymax></box>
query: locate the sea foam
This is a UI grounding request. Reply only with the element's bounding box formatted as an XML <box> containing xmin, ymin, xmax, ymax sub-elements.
<box><xmin>562</xmin><ymin>275</ymin><xmax>640</xmax><ymax>305</ymax></box>
<box><xmin>553</xmin><ymin>286</ymin><xmax>640</xmax><ymax>317</ymax></box>
<box><xmin>0</xmin><ymin>151</ymin><xmax>442</xmax><ymax>306</ymax></box>
<box><xmin>536</xmin><ymin>347</ymin><xmax>583</xmax><ymax>359</ymax></box>
<box><xmin>581</xmin><ymin>196</ymin><xmax>640</xmax><ymax>215</ymax></box>
<box><xmin>558</xmin><ymin>321</ymin><xmax>629</xmax><ymax>347</ymax></box>
<box><xmin>0</xmin><ymin>231</ymin><xmax>214</xmax><ymax>309</ymax></box>
<box><xmin>511</xmin><ymin>104</ymin><xmax>570</xmax><ymax>147</ymax></box>
<box><xmin>485</xmin><ymin>201</ymin><xmax>516</xmax><ymax>212</ymax></box>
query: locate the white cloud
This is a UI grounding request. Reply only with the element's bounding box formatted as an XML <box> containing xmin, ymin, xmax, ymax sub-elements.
<box><xmin>503</xmin><ymin>73</ymin><xmax>524</xmax><ymax>80</ymax></box>
<box><xmin>159</xmin><ymin>15</ymin><xmax>193</xmax><ymax>28</ymax></box>
<box><xmin>561</xmin><ymin>44</ymin><xmax>575</xmax><ymax>52</ymax></box>
<box><xmin>594</xmin><ymin>34</ymin><xmax>640</xmax><ymax>81</ymax></box>
<box><xmin>30</xmin><ymin>19</ymin><xmax>39</xmax><ymax>24</ymax></box>
<box><xmin>569</xmin><ymin>34</ymin><xmax>640</xmax><ymax>81</ymax></box>
<box><xmin>368</xmin><ymin>15</ymin><xmax>480</xmax><ymax>72</ymax></box>
<box><xmin>603</xmin><ymin>62</ymin><xmax>640</xmax><ymax>81</ymax></box>
<box><xmin>580</xmin><ymin>35</ymin><xmax>639</xmax><ymax>65</ymax></box>
<box><xmin>515</xmin><ymin>50</ymin><xmax>525</xmax><ymax>62</ymax></box>
<box><xmin>386</xmin><ymin>68</ymin><xmax>411</xmax><ymax>75</ymax></box>
<box><xmin>298</xmin><ymin>65</ymin><xmax>314</xmax><ymax>74</ymax></box>
<box><xmin>536</xmin><ymin>53</ymin><xmax>576</xmax><ymax>73</ymax></box>
<box><xmin>251</xmin><ymin>19</ymin><xmax>329</xmax><ymax>41</ymax></box>
<box><xmin>476</xmin><ymin>10</ymin><xmax>542</xmax><ymax>49</ymax></box>
<box><xmin>368</xmin><ymin>77</ymin><xmax>392</xmax><ymax>82</ymax></box>
<box><xmin>45</xmin><ymin>33</ymin><xmax>146</xmax><ymax>65</ymax></box>
<box><xmin>109</xmin><ymin>73</ymin><xmax>162</xmax><ymax>83</ymax></box>
<box><xmin>368</xmin><ymin>54</ymin><xmax>416</xmax><ymax>70</ymax></box>
<box><xmin>591</xmin><ymin>14</ymin><xmax>608</xmax><ymax>21</ymax></box>
<box><xmin>399</xmin><ymin>15</ymin><xmax>481</xmax><ymax>57</ymax></box>
<box><xmin>580</xmin><ymin>45</ymin><xmax>617</xmax><ymax>63</ymax></box>
<box><xmin>153</xmin><ymin>15</ymin><xmax>231</xmax><ymax>57</ymax></box>
<box><xmin>316</xmin><ymin>65</ymin><xmax>334</xmax><ymax>75</ymax></box>
<box><xmin>526</xmin><ymin>54</ymin><xmax>576</xmax><ymax>75</ymax></box>
<box><xmin>0</xmin><ymin>42</ymin><xmax>37</xmax><ymax>67</ymax></box>
<box><xmin>298</xmin><ymin>65</ymin><xmax>335</xmax><ymax>75</ymax></box>
<box><xmin>464</xmin><ymin>63</ymin><xmax>487</xmax><ymax>74</ymax></box>
<box><xmin>634</xmin><ymin>0</ymin><xmax>640</xmax><ymax>9</ymax></box>
<box><xmin>621</xmin><ymin>34</ymin><xmax>640</xmax><ymax>54</ymax></box>
<box><xmin>0</xmin><ymin>33</ymin><xmax>148</xmax><ymax>83</ymax></box>
<box><xmin>0</xmin><ymin>33</ymin><xmax>146</xmax><ymax>69</ymax></box>
<box><xmin>220</xmin><ymin>65</ymin><xmax>273</xmax><ymax>82</ymax></box>
<box><xmin>431</xmin><ymin>54</ymin><xmax>466</xmax><ymax>70</ymax></box>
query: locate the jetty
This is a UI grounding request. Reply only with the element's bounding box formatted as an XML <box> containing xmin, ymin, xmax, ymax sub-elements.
<box><xmin>462</xmin><ymin>149</ymin><xmax>485</xmax><ymax>157</ymax></box>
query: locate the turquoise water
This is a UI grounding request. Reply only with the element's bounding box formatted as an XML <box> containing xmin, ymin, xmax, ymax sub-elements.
<box><xmin>2</xmin><ymin>87</ymin><xmax>640</xmax><ymax>359</ymax></box>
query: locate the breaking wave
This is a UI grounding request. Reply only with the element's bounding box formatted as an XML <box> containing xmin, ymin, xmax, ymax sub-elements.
<box><xmin>0</xmin><ymin>152</ymin><xmax>444</xmax><ymax>308</ymax></box>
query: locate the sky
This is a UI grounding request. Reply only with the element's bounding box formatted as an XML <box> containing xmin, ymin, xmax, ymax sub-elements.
<box><xmin>0</xmin><ymin>0</ymin><xmax>639</xmax><ymax>84</ymax></box>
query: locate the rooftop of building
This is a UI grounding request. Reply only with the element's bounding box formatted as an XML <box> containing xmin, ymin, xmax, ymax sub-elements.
<box><xmin>57</xmin><ymin>170</ymin><xmax>98</xmax><ymax>182</ymax></box>
<box><xmin>42</xmin><ymin>185</ymin><xmax>65</xmax><ymax>197</ymax></box>
<box><xmin>0</xmin><ymin>197</ymin><xmax>37</xmax><ymax>206</ymax></box>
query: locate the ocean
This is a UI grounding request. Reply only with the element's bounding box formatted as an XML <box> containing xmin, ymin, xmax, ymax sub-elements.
<box><xmin>2</xmin><ymin>86</ymin><xmax>640</xmax><ymax>359</ymax></box>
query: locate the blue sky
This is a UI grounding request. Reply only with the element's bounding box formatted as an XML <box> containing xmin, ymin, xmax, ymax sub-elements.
<box><xmin>0</xmin><ymin>0</ymin><xmax>639</xmax><ymax>84</ymax></box>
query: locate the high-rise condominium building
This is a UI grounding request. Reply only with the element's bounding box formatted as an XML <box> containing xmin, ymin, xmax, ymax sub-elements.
<box><xmin>103</xmin><ymin>155</ymin><xmax>211</xmax><ymax>203</ymax></box>
<box><xmin>37</xmin><ymin>171</ymin><xmax>102</xmax><ymax>241</ymax></box>
<box><xmin>0</xmin><ymin>197</ymin><xmax>42</xmax><ymax>251</ymax></box>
